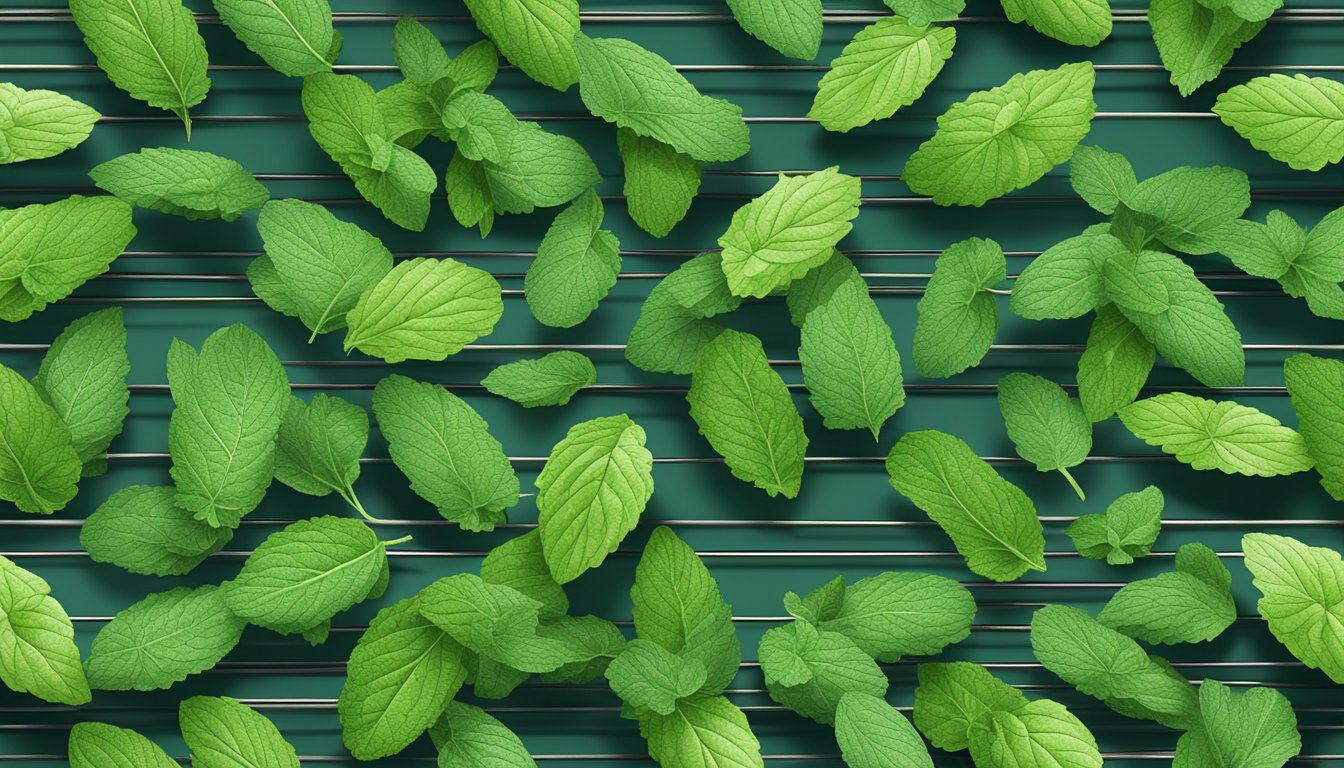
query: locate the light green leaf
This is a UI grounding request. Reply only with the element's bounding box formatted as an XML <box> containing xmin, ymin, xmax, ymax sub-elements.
<box><xmin>1173</xmin><ymin>679</ymin><xmax>1302</xmax><ymax>767</ymax></box>
<box><xmin>301</xmin><ymin>72</ymin><xmax>378</xmax><ymax>167</ymax></box>
<box><xmin>69</xmin><ymin>0</ymin><xmax>210</xmax><ymax>134</ymax></box>
<box><xmin>607</xmin><ymin>639</ymin><xmax>708</xmax><ymax>716</ymax></box>
<box><xmin>246</xmin><ymin>254</ymin><xmax>302</xmax><ymax>319</ymax></box>
<box><xmin>1066</xmin><ymin>485</ymin><xmax>1163</xmax><ymax>565</ymax></box>
<box><xmin>537</xmin><ymin>615</ymin><xmax>626</xmax><ymax>684</ymax></box>
<box><xmin>68</xmin><ymin>722</ymin><xmax>177</xmax><ymax>768</ymax></box>
<box><xmin>786</xmin><ymin>248</ymin><xmax>861</xmax><ymax>325</ymax></box>
<box><xmin>836</xmin><ymin>692</ymin><xmax>935</xmax><ymax>768</ymax></box>
<box><xmin>887</xmin><ymin>430</ymin><xmax>1046</xmax><ymax>581</ymax></box>
<box><xmin>968</xmin><ymin>698</ymin><xmax>1103</xmax><ymax>768</ymax></box>
<box><xmin>997</xmin><ymin>372</ymin><xmax>1092</xmax><ymax>499</ymax></box>
<box><xmin>883</xmin><ymin>0</ymin><xmax>966</xmax><ymax>25</ymax></box>
<box><xmin>1069</xmin><ymin>145</ymin><xmax>1137</xmax><ymax>215</ymax></box>
<box><xmin>1284</xmin><ymin>353</ymin><xmax>1344</xmax><ymax>501</ymax></box>
<box><xmin>783</xmin><ymin>575</ymin><xmax>847</xmax><ymax>624</ymax></box>
<box><xmin>85</xmin><ymin>585</ymin><xmax>245</xmax><ymax>691</ymax></box>
<box><xmin>618</xmin><ymin>129</ymin><xmax>701</xmax><ymax>238</ymax></box>
<box><xmin>809</xmin><ymin>18</ymin><xmax>955</xmax><ymax>133</ymax></box>
<box><xmin>626</xmin><ymin>277</ymin><xmax>733</xmax><ymax>375</ymax></box>
<box><xmin>725</xmin><ymin>0</ymin><xmax>822</xmax><ymax>59</ymax></box>
<box><xmin>482</xmin><ymin>531</ymin><xmax>569</xmax><ymax>617</ymax></box>
<box><xmin>180</xmin><ymin>696</ymin><xmax>299</xmax><ymax>768</ymax></box>
<box><xmin>0</xmin><ymin>364</ymin><xmax>81</xmax><ymax>515</ymax></box>
<box><xmin>1242</xmin><ymin>533</ymin><xmax>1344</xmax><ymax>684</ymax></box>
<box><xmin>1118</xmin><ymin>393</ymin><xmax>1312</xmax><ymax>477</ymax></box>
<box><xmin>759</xmin><ymin>621</ymin><xmax>887</xmax><ymax>724</ymax></box>
<box><xmin>688</xmin><ymin>329</ymin><xmax>808</xmax><ymax>498</ymax></box>
<box><xmin>349</xmin><ymin>137</ymin><xmax>438</xmax><ymax>232</ymax></box>
<box><xmin>663</xmin><ymin>251</ymin><xmax>742</xmax><ymax>320</ymax></box>
<box><xmin>1215</xmin><ymin>74</ymin><xmax>1344</xmax><ymax>171</ymax></box>
<box><xmin>391</xmin><ymin>18</ymin><xmax>449</xmax><ymax>87</ymax></box>
<box><xmin>0</xmin><ymin>556</ymin><xmax>89</xmax><ymax>705</ymax></box>
<box><xmin>445</xmin><ymin>150</ymin><xmax>495</xmax><ymax>236</ymax></box>
<box><xmin>525</xmin><ymin>190</ymin><xmax>622</xmax><ymax>328</ymax></box>
<box><xmin>1121</xmin><ymin>165</ymin><xmax>1251</xmax><ymax>255</ymax></box>
<box><xmin>1010</xmin><ymin>233</ymin><xmax>1127</xmax><ymax>320</ymax></box>
<box><xmin>1001</xmin><ymin>0</ymin><xmax>1111</xmax><ymax>46</ymax></box>
<box><xmin>418</xmin><ymin>574</ymin><xmax>575</xmax><ymax>673</ymax></box>
<box><xmin>536</xmin><ymin>414</ymin><xmax>654</xmax><ymax>583</ymax></box>
<box><xmin>815</xmin><ymin>572</ymin><xmax>975</xmax><ymax>660</ymax></box>
<box><xmin>913</xmin><ymin>662</ymin><xmax>1029</xmax><ymax>751</ymax></box>
<box><xmin>1098</xmin><ymin>542</ymin><xmax>1235</xmax><ymax>644</ymax></box>
<box><xmin>213</xmin><ymin>0</ymin><xmax>337</xmax><ymax>76</ymax></box>
<box><xmin>273</xmin><ymin>394</ymin><xmax>368</xmax><ymax>512</ymax></box>
<box><xmin>462</xmin><ymin>0</ymin><xmax>579</xmax><ymax>90</ymax></box>
<box><xmin>373</xmin><ymin>374</ymin><xmax>519</xmax><ymax>531</ymax></box>
<box><xmin>1076</xmin><ymin>304</ymin><xmax>1155</xmax><ymax>422</ymax></box>
<box><xmin>90</xmin><ymin>147</ymin><xmax>268</xmax><ymax>222</ymax></box>
<box><xmin>1151</xmin><ymin>0</ymin><xmax>1264</xmax><ymax>96</ymax></box>
<box><xmin>1210</xmin><ymin>210</ymin><xmax>1344</xmax><ymax>321</ymax></box>
<box><xmin>903</xmin><ymin>63</ymin><xmax>1096</xmax><ymax>206</ymax></box>
<box><xmin>639</xmin><ymin>695</ymin><xmax>765</xmax><ymax>768</ymax></box>
<box><xmin>481</xmin><ymin>122</ymin><xmax>601</xmax><ymax>215</ymax></box>
<box><xmin>913</xmin><ymin>237</ymin><xmax>1005</xmax><ymax>378</ymax></box>
<box><xmin>0</xmin><ymin>83</ymin><xmax>99</xmax><ymax>164</ymax></box>
<box><xmin>483</xmin><ymin>351</ymin><xmax>596</xmax><ymax>408</ymax></box>
<box><xmin>718</xmin><ymin>167</ymin><xmax>862</xmax><ymax>298</ymax></box>
<box><xmin>1196</xmin><ymin>0</ymin><xmax>1281</xmax><ymax>22</ymax></box>
<box><xmin>441</xmin><ymin>92</ymin><xmax>517</xmax><ymax>164</ymax></box>
<box><xmin>575</xmin><ymin>35</ymin><xmax>749</xmax><ymax>162</ymax></box>
<box><xmin>82</xmin><ymin>485</ymin><xmax>230</xmax><ymax>576</ymax></box>
<box><xmin>431</xmin><ymin>701</ymin><xmax>538</xmax><ymax>767</ymax></box>
<box><xmin>32</xmin><ymin>308</ymin><xmax>130</xmax><ymax>475</ymax></box>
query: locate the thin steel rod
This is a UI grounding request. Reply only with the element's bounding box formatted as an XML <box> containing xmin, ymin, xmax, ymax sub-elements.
<box><xmin>84</xmin><ymin>269</ymin><xmax>1272</xmax><ymax>283</ymax></box>
<box><xmin>101</xmin><ymin>452</ymin><xmax>1175</xmax><ymax>465</ymax></box>
<box><xmin>0</xmin><ymin>549</ymin><xmax>1250</xmax><ymax>559</ymax></box>
<box><xmin>7</xmin><ymin>342</ymin><xmax>1334</xmax><ymax>354</ymax></box>
<box><xmin>4</xmin><ymin>517</ymin><xmax>1335</xmax><ymax>528</ymax></box>
<box><xmin>63</xmin><ymin>112</ymin><xmax>1232</xmax><ymax>126</ymax></box>
<box><xmin>8</xmin><ymin>62</ymin><xmax>1344</xmax><ymax>73</ymax></box>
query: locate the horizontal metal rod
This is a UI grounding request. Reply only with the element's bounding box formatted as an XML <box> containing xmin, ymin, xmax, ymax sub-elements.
<box><xmin>100</xmin><ymin>452</ymin><xmax>1176</xmax><ymax>465</ymax></box>
<box><xmin>5</xmin><ymin>549</ymin><xmax>1236</xmax><ymax>560</ymax></box>
<box><xmin>84</xmin><ymin>269</ymin><xmax>1271</xmax><ymax>283</ymax></box>
<box><xmin>0</xmin><ymin>752</ymin><xmax>1339</xmax><ymax>764</ymax></box>
<box><xmin>7</xmin><ymin>62</ymin><xmax>1344</xmax><ymax>73</ymax></box>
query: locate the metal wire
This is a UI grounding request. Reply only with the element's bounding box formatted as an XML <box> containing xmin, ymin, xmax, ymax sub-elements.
<box><xmin>8</xmin><ymin>62</ymin><xmax>1344</xmax><ymax>73</ymax></box>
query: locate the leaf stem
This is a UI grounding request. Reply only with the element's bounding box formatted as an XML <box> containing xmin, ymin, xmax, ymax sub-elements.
<box><xmin>339</xmin><ymin>486</ymin><xmax>379</xmax><ymax>522</ymax></box>
<box><xmin>381</xmin><ymin>534</ymin><xmax>414</xmax><ymax>547</ymax></box>
<box><xmin>1059</xmin><ymin>467</ymin><xmax>1086</xmax><ymax>501</ymax></box>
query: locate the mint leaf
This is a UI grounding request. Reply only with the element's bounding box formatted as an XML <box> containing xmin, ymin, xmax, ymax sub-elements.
<box><xmin>541</xmin><ymin>615</ymin><xmax>629</xmax><ymax>684</ymax></box>
<box><xmin>445</xmin><ymin>150</ymin><xmax>495</xmax><ymax>236</ymax></box>
<box><xmin>640</xmin><ymin>695</ymin><xmax>764</xmax><ymax>768</ymax></box>
<box><xmin>759</xmin><ymin>621</ymin><xmax>887</xmax><ymax>724</ymax></box>
<box><xmin>525</xmin><ymin>190</ymin><xmax>621</xmax><ymax>328</ymax></box>
<box><xmin>632</xmin><ymin>527</ymin><xmax>741</xmax><ymax>696</ymax></box>
<box><xmin>618</xmin><ymin>129</ymin><xmax>701</xmax><ymax>238</ymax></box>
<box><xmin>1284</xmin><ymin>353</ymin><xmax>1344</xmax><ymax>501</ymax></box>
<box><xmin>1173</xmin><ymin>679</ymin><xmax>1301</xmax><ymax>767</ymax></box>
<box><xmin>68</xmin><ymin>723</ymin><xmax>173</xmax><ymax>768</ymax></box>
<box><xmin>441</xmin><ymin>92</ymin><xmax>517</xmax><ymax>163</ymax></box>
<box><xmin>914</xmin><ymin>662</ymin><xmax>1029</xmax><ymax>751</ymax></box>
<box><xmin>836</xmin><ymin>692</ymin><xmax>935</xmax><ymax>768</ymax></box>
<box><xmin>997</xmin><ymin>372</ymin><xmax>1092</xmax><ymax>499</ymax></box>
<box><xmin>883</xmin><ymin>0</ymin><xmax>965</xmax><ymax>24</ymax></box>
<box><xmin>168</xmin><ymin>325</ymin><xmax>289</xmax><ymax>529</ymax></box>
<box><xmin>430</xmin><ymin>701</ymin><xmax>538</xmax><ymax>766</ymax></box>
<box><xmin>575</xmin><ymin>35</ymin><xmax>749</xmax><ymax>162</ymax></box>
<box><xmin>213</xmin><ymin>0</ymin><xmax>337</xmax><ymax>76</ymax></box>
<box><xmin>339</xmin><ymin>597</ymin><xmax>468</xmax><ymax>760</ymax></box>
<box><xmin>483</xmin><ymin>351</ymin><xmax>596</xmax><ymax>409</ymax></box>
<box><xmin>274</xmin><ymin>394</ymin><xmax>368</xmax><ymax>512</ymax></box>
<box><xmin>1000</xmin><ymin>0</ymin><xmax>1112</xmax><ymax>46</ymax></box>
<box><xmin>1197</xmin><ymin>0</ymin><xmax>1281</xmax><ymax>20</ymax></box>
<box><xmin>783</xmin><ymin>577</ymin><xmax>846</xmax><ymax>624</ymax></box>
<box><xmin>69</xmin><ymin>0</ymin><xmax>210</xmax><ymax>135</ymax></box>
<box><xmin>688</xmin><ymin>329</ymin><xmax>808</xmax><ymax>498</ymax></box>
<box><xmin>418</xmin><ymin>574</ymin><xmax>575</xmax><ymax>673</ymax></box>
<box><xmin>1215</xmin><ymin>75</ymin><xmax>1344</xmax><ymax>171</ymax></box>
<box><xmin>0</xmin><ymin>196</ymin><xmax>137</xmax><ymax>322</ymax></box>
<box><xmin>903</xmin><ymin>62</ymin><xmax>1096</xmax><ymax>206</ymax></box>
<box><xmin>391</xmin><ymin>18</ymin><xmax>449</xmax><ymax>87</ymax></box>
<box><xmin>82</xmin><ymin>485</ymin><xmax>230</xmax><ymax>576</ymax></box>
<box><xmin>1010</xmin><ymin>232</ymin><xmax>1126</xmax><ymax>320</ymax></box>
<box><xmin>814</xmin><ymin>572</ymin><xmax>975</xmax><ymax>660</ymax></box>
<box><xmin>463</xmin><ymin>0</ymin><xmax>578</xmax><ymax>90</ymax></box>
<box><xmin>536</xmin><ymin>414</ymin><xmax>654</xmax><ymax>583</ymax></box>
<box><xmin>481</xmin><ymin>122</ymin><xmax>601</xmax><ymax>215</ymax></box>
<box><xmin>471</xmin><ymin>654</ymin><xmax>529</xmax><ymax>699</ymax></box>
<box><xmin>1098</xmin><ymin>542</ymin><xmax>1235</xmax><ymax>644</ymax></box>
<box><xmin>1069</xmin><ymin>145</ymin><xmax>1136</xmax><ymax>215</ymax></box>
<box><xmin>1118</xmin><ymin>393</ymin><xmax>1312</xmax><ymax>476</ymax></box>
<box><xmin>350</xmin><ymin>136</ymin><xmax>438</xmax><ymax>232</ymax></box>
<box><xmin>91</xmin><ymin>147</ymin><xmax>269</xmax><ymax>221</ymax></box>
<box><xmin>344</xmin><ymin>258</ymin><xmax>504</xmax><ymax>363</ymax></box>
<box><xmin>725</xmin><ymin>0</ymin><xmax>821</xmax><ymax>59</ymax></box>
<box><xmin>664</xmin><ymin>251</ymin><xmax>742</xmax><ymax>320</ymax></box>
<box><xmin>718</xmin><ymin>167</ymin><xmax>862</xmax><ymax>298</ymax></box>
<box><xmin>246</xmin><ymin>254</ymin><xmax>301</xmax><ymax>319</ymax></box>
<box><xmin>886</xmin><ymin>430</ymin><xmax>1047</xmax><ymax>581</ymax></box>
<box><xmin>85</xmin><ymin>585</ymin><xmax>244</xmax><ymax>691</ymax></box>
<box><xmin>0</xmin><ymin>364</ymin><xmax>80</xmax><ymax>515</ymax></box>
<box><xmin>255</xmin><ymin>199</ymin><xmax>393</xmax><ymax>339</ymax></box>
<box><xmin>0</xmin><ymin>556</ymin><xmax>89</xmax><ymax>705</ymax></box>
<box><xmin>0</xmin><ymin>83</ymin><xmax>99</xmax><ymax>164</ymax></box>
<box><xmin>180</xmin><ymin>695</ymin><xmax>299</xmax><ymax>767</ymax></box>
<box><xmin>809</xmin><ymin>18</ymin><xmax>955</xmax><ymax>133</ymax></box>
<box><xmin>1242</xmin><ymin>533</ymin><xmax>1344</xmax><ymax>684</ymax></box>
<box><xmin>373</xmin><ymin>373</ymin><xmax>519</xmax><ymax>531</ymax></box>
<box><xmin>1030</xmin><ymin>604</ymin><xmax>1198</xmax><ymax>728</ymax></box>
<box><xmin>913</xmin><ymin>237</ymin><xmax>1004</xmax><ymax>378</ymax></box>
<box><xmin>968</xmin><ymin>698</ymin><xmax>1103</xmax><ymax>768</ymax></box>
<box><xmin>626</xmin><ymin>277</ymin><xmax>732</xmax><ymax>374</ymax></box>
<box><xmin>32</xmin><ymin>308</ymin><xmax>130</xmax><ymax>475</ymax></box>
<box><xmin>1066</xmin><ymin>485</ymin><xmax>1163</xmax><ymax>565</ymax></box>
<box><xmin>786</xmin><ymin>248</ymin><xmax>860</xmax><ymax>325</ymax></box>
<box><xmin>607</xmin><ymin>639</ymin><xmax>708</xmax><ymax>716</ymax></box>
<box><xmin>1210</xmin><ymin>210</ymin><xmax>1344</xmax><ymax>320</ymax></box>
<box><xmin>1077</xmin><ymin>304</ymin><xmax>1155</xmax><ymax>422</ymax></box>
<box><xmin>483</xmin><ymin>532</ymin><xmax>568</xmax><ymax>617</ymax></box>
<box><xmin>1151</xmin><ymin>0</ymin><xmax>1264</xmax><ymax>96</ymax></box>
<box><xmin>1121</xmin><ymin>165</ymin><xmax>1250</xmax><ymax>255</ymax></box>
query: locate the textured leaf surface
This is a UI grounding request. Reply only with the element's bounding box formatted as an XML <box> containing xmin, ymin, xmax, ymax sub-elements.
<box><xmin>525</xmin><ymin>191</ymin><xmax>621</xmax><ymax>328</ymax></box>
<box><xmin>417</xmin><ymin>574</ymin><xmax>575</xmax><ymax>673</ymax></box>
<box><xmin>1069</xmin><ymin>145</ymin><xmax>1136</xmax><ymax>215</ymax></box>
<box><xmin>0</xmin><ymin>364</ymin><xmax>81</xmax><ymax>515</ymax></box>
<box><xmin>835</xmin><ymin>692</ymin><xmax>935</xmax><ymax>768</ymax></box>
<box><xmin>32</xmin><ymin>308</ymin><xmax>130</xmax><ymax>474</ymax></box>
<box><xmin>1210</xmin><ymin>210</ymin><xmax>1344</xmax><ymax>321</ymax></box>
<box><xmin>640</xmin><ymin>695</ymin><xmax>764</xmax><ymax>768</ymax></box>
<box><xmin>1151</xmin><ymin>0</ymin><xmax>1264</xmax><ymax>96</ymax></box>
<box><xmin>816</xmin><ymin>571</ymin><xmax>975</xmax><ymax>660</ymax></box>
<box><xmin>913</xmin><ymin>237</ymin><xmax>1004</xmax><ymax>378</ymax></box>
<box><xmin>1173</xmin><ymin>679</ymin><xmax>1302</xmax><ymax>767</ymax></box>
<box><xmin>273</xmin><ymin>393</ymin><xmax>367</xmax><ymax>506</ymax></box>
<box><xmin>618</xmin><ymin>129</ymin><xmax>700</xmax><ymax>238</ymax></box>
<box><xmin>1121</xmin><ymin>165</ymin><xmax>1250</xmax><ymax>255</ymax></box>
<box><xmin>883</xmin><ymin>0</ymin><xmax>965</xmax><ymax>24</ymax></box>
<box><xmin>483</xmin><ymin>351</ymin><xmax>596</xmax><ymax>408</ymax></box>
<box><xmin>1242</xmin><ymin>533</ymin><xmax>1344</xmax><ymax>684</ymax></box>
<box><xmin>1098</xmin><ymin>542</ymin><xmax>1236</xmax><ymax>643</ymax></box>
<box><xmin>1285</xmin><ymin>353</ymin><xmax>1344</xmax><ymax>501</ymax></box>
<box><xmin>213</xmin><ymin>0</ymin><xmax>338</xmax><ymax>76</ymax></box>
<box><xmin>725</xmin><ymin>0</ymin><xmax>822</xmax><ymax>59</ymax></box>
<box><xmin>1010</xmin><ymin>233</ymin><xmax>1126</xmax><ymax>321</ymax></box>
<box><xmin>997</xmin><ymin>373</ymin><xmax>1092</xmax><ymax>489</ymax></box>
<box><xmin>82</xmin><ymin>485</ymin><xmax>230</xmax><ymax>576</ymax></box>
<box><xmin>913</xmin><ymin>662</ymin><xmax>1029</xmax><ymax>751</ymax></box>
<box><xmin>809</xmin><ymin>19</ymin><xmax>955</xmax><ymax>133</ymax></box>
<box><xmin>0</xmin><ymin>556</ymin><xmax>89</xmax><ymax>705</ymax></box>
<box><xmin>1118</xmin><ymin>393</ymin><xmax>1312</xmax><ymax>477</ymax></box>
<box><xmin>0</xmin><ymin>83</ymin><xmax>99</xmax><ymax>164</ymax></box>
<box><xmin>1076</xmin><ymin>304</ymin><xmax>1155</xmax><ymax>422</ymax></box>
<box><xmin>462</xmin><ymin>0</ymin><xmax>579</xmax><ymax>90</ymax></box>
<box><xmin>481</xmin><ymin>531</ymin><xmax>570</xmax><ymax>617</ymax></box>
<box><xmin>68</xmin><ymin>723</ymin><xmax>177</xmax><ymax>768</ymax></box>
<box><xmin>431</xmin><ymin>701</ymin><xmax>538</xmax><ymax>767</ymax></box>
<box><xmin>759</xmin><ymin>622</ymin><xmax>887</xmax><ymax>724</ymax></box>
<box><xmin>1000</xmin><ymin>0</ymin><xmax>1112</xmax><ymax>45</ymax></box>
<box><xmin>1215</xmin><ymin>74</ymin><xmax>1344</xmax><ymax>171</ymax></box>
<box><xmin>967</xmin><ymin>698</ymin><xmax>1103</xmax><ymax>768</ymax></box>
<box><xmin>90</xmin><ymin>148</ymin><xmax>270</xmax><ymax>221</ymax></box>
<box><xmin>626</xmin><ymin>277</ymin><xmax>732</xmax><ymax>374</ymax></box>
<box><xmin>179</xmin><ymin>695</ymin><xmax>300</xmax><ymax>768</ymax></box>
<box><xmin>1066</xmin><ymin>486</ymin><xmax>1163</xmax><ymax>565</ymax></box>
<box><xmin>607</xmin><ymin>639</ymin><xmax>708</xmax><ymax>716</ymax></box>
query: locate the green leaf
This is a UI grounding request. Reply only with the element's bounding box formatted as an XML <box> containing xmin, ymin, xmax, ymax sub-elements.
<box><xmin>69</xmin><ymin>0</ymin><xmax>210</xmax><ymax>134</ymax></box>
<box><xmin>525</xmin><ymin>190</ymin><xmax>621</xmax><ymax>328</ymax></box>
<box><xmin>431</xmin><ymin>701</ymin><xmax>538</xmax><ymax>767</ymax></box>
<box><xmin>903</xmin><ymin>62</ymin><xmax>1096</xmax><ymax>206</ymax></box>
<box><xmin>688</xmin><ymin>329</ymin><xmax>808</xmax><ymax>499</ymax></box>
<box><xmin>481</xmin><ymin>122</ymin><xmax>601</xmax><ymax>215</ymax></box>
<box><xmin>0</xmin><ymin>364</ymin><xmax>81</xmax><ymax>515</ymax></box>
<box><xmin>255</xmin><ymin>199</ymin><xmax>393</xmax><ymax>339</ymax></box>
<box><xmin>913</xmin><ymin>237</ymin><xmax>1005</xmax><ymax>378</ymax></box>
<box><xmin>1242</xmin><ymin>533</ymin><xmax>1344</xmax><ymax>684</ymax></box>
<box><xmin>168</xmin><ymin>325</ymin><xmax>289</xmax><ymax>529</ymax></box>
<box><xmin>997</xmin><ymin>372</ymin><xmax>1092</xmax><ymax>499</ymax></box>
<box><xmin>1118</xmin><ymin>393</ymin><xmax>1312</xmax><ymax>477</ymax></box>
<box><xmin>574</xmin><ymin>35</ymin><xmax>749</xmax><ymax>162</ymax></box>
<box><xmin>482</xmin><ymin>531</ymin><xmax>569</xmax><ymax>618</ymax></box>
<box><xmin>1098</xmin><ymin>542</ymin><xmax>1235</xmax><ymax>644</ymax></box>
<box><xmin>784</xmin><ymin>575</ymin><xmax>847</xmax><ymax>624</ymax></box>
<box><xmin>815</xmin><ymin>572</ymin><xmax>975</xmax><ymax>660</ymax></box>
<box><xmin>442</xmin><ymin>92</ymin><xmax>518</xmax><ymax>163</ymax></box>
<box><xmin>213</xmin><ymin>0</ymin><xmax>337</xmax><ymax>76</ymax></box>
<box><xmin>759</xmin><ymin>622</ymin><xmax>887</xmax><ymax>724</ymax></box>
<box><xmin>1210</xmin><ymin>210</ymin><xmax>1344</xmax><ymax>321</ymax></box>
<box><xmin>483</xmin><ymin>351</ymin><xmax>596</xmax><ymax>408</ymax></box>
<box><xmin>1030</xmin><ymin>604</ymin><xmax>1199</xmax><ymax>728</ymax></box>
<box><xmin>246</xmin><ymin>254</ymin><xmax>301</xmax><ymax>319</ymax></box>
<box><xmin>886</xmin><ymin>430</ymin><xmax>1047</xmax><ymax>581</ymax></box>
<box><xmin>85</xmin><ymin>585</ymin><xmax>245</xmax><ymax>691</ymax></box>
<box><xmin>536</xmin><ymin>414</ymin><xmax>654</xmax><ymax>583</ymax></box>
<box><xmin>1215</xmin><ymin>74</ymin><xmax>1344</xmax><ymax>171</ymax></box>
<box><xmin>639</xmin><ymin>695</ymin><xmax>765</xmax><ymax>768</ymax></box>
<box><xmin>626</xmin><ymin>277</ymin><xmax>733</xmax><ymax>375</ymax></box>
<box><xmin>222</xmin><ymin>516</ymin><xmax>388</xmax><ymax>634</ymax></box>
<box><xmin>349</xmin><ymin>137</ymin><xmax>439</xmax><ymax>232</ymax></box>
<box><xmin>68</xmin><ymin>722</ymin><xmax>177</xmax><ymax>768</ymax></box>
<box><xmin>90</xmin><ymin>147</ymin><xmax>268</xmax><ymax>221</ymax></box>
<box><xmin>786</xmin><ymin>248</ymin><xmax>861</xmax><ymax>325</ymax></box>
<box><xmin>462</xmin><ymin>0</ymin><xmax>579</xmax><ymax>90</ymax></box>
<box><xmin>1196</xmin><ymin>0</ymin><xmax>1282</xmax><ymax>21</ymax></box>
<box><xmin>0</xmin><ymin>196</ymin><xmax>137</xmax><ymax>322</ymax></box>
<box><xmin>339</xmin><ymin>597</ymin><xmax>468</xmax><ymax>760</ymax></box>
<box><xmin>273</xmin><ymin>393</ymin><xmax>368</xmax><ymax>511</ymax></box>
<box><xmin>32</xmin><ymin>308</ymin><xmax>130</xmax><ymax>475</ymax></box>
<box><xmin>913</xmin><ymin>662</ymin><xmax>1029</xmax><ymax>751</ymax></box>
<box><xmin>1121</xmin><ymin>165</ymin><xmax>1251</xmax><ymax>255</ymax></box>
<box><xmin>618</xmin><ymin>129</ymin><xmax>701</xmax><ymax>238</ymax></box>
<box><xmin>471</xmin><ymin>654</ymin><xmax>530</xmax><ymax>699</ymax></box>
<box><xmin>0</xmin><ymin>83</ymin><xmax>99</xmax><ymax>165</ymax></box>
<box><xmin>1150</xmin><ymin>0</ymin><xmax>1264</xmax><ymax>96</ymax></box>
<box><xmin>82</xmin><ymin>485</ymin><xmax>231</xmax><ymax>576</ymax></box>
<box><xmin>799</xmin><ymin>267</ymin><xmax>905</xmax><ymax>439</ymax></box>
<box><xmin>1001</xmin><ymin>0</ymin><xmax>1112</xmax><ymax>45</ymax></box>
<box><xmin>373</xmin><ymin>373</ymin><xmax>518</xmax><ymax>531</ymax></box>
<box><xmin>663</xmin><ymin>251</ymin><xmax>742</xmax><ymax>320</ymax></box>
<box><xmin>607</xmin><ymin>639</ymin><xmax>708</xmax><ymax>716</ymax></box>
<box><xmin>418</xmin><ymin>574</ymin><xmax>576</xmax><ymax>673</ymax></box>
<box><xmin>968</xmin><ymin>698</ymin><xmax>1103</xmax><ymax>768</ymax></box>
<box><xmin>391</xmin><ymin>18</ymin><xmax>449</xmax><ymax>86</ymax></box>
<box><xmin>836</xmin><ymin>692</ymin><xmax>935</xmax><ymax>768</ymax></box>
<box><xmin>717</xmin><ymin>167</ymin><xmax>862</xmax><ymax>298</ymax></box>
<box><xmin>632</xmin><ymin>527</ymin><xmax>741</xmax><ymax>696</ymax></box>
<box><xmin>445</xmin><ymin>151</ymin><xmax>495</xmax><ymax>236</ymax></box>
<box><xmin>1173</xmin><ymin>679</ymin><xmax>1302</xmax><ymax>767</ymax></box>
<box><xmin>725</xmin><ymin>0</ymin><xmax>822</xmax><ymax>59</ymax></box>
<box><xmin>1010</xmin><ymin>233</ymin><xmax>1127</xmax><ymax>320</ymax></box>
<box><xmin>1077</xmin><ymin>304</ymin><xmax>1155</xmax><ymax>422</ymax></box>
<box><xmin>180</xmin><ymin>696</ymin><xmax>299</xmax><ymax>767</ymax></box>
<box><xmin>1102</xmin><ymin>249</ymin><xmax>1244</xmax><ymax>387</ymax></box>
<box><xmin>1066</xmin><ymin>485</ymin><xmax>1163</xmax><ymax>565</ymax></box>
<box><xmin>1284</xmin><ymin>353</ymin><xmax>1344</xmax><ymax>501</ymax></box>
<box><xmin>883</xmin><ymin>0</ymin><xmax>966</xmax><ymax>25</ymax></box>
<box><xmin>344</xmin><ymin>258</ymin><xmax>504</xmax><ymax>364</ymax></box>
<box><xmin>1069</xmin><ymin>145</ymin><xmax>1137</xmax><ymax>215</ymax></box>
<box><xmin>536</xmin><ymin>615</ymin><xmax>626</xmax><ymax>684</ymax></box>
<box><xmin>0</xmin><ymin>556</ymin><xmax>89</xmax><ymax>705</ymax></box>
<box><xmin>809</xmin><ymin>18</ymin><xmax>955</xmax><ymax>133</ymax></box>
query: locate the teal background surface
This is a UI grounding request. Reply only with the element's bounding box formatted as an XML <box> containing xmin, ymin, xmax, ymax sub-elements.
<box><xmin>3</xmin><ymin>0</ymin><xmax>1344</xmax><ymax>763</ymax></box>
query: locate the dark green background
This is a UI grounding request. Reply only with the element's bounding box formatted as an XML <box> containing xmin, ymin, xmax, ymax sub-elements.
<box><xmin>3</xmin><ymin>0</ymin><xmax>1344</xmax><ymax>763</ymax></box>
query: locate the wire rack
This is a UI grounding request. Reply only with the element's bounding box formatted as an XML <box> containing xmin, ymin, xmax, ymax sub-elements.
<box><xmin>3</xmin><ymin>0</ymin><xmax>1344</xmax><ymax>765</ymax></box>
